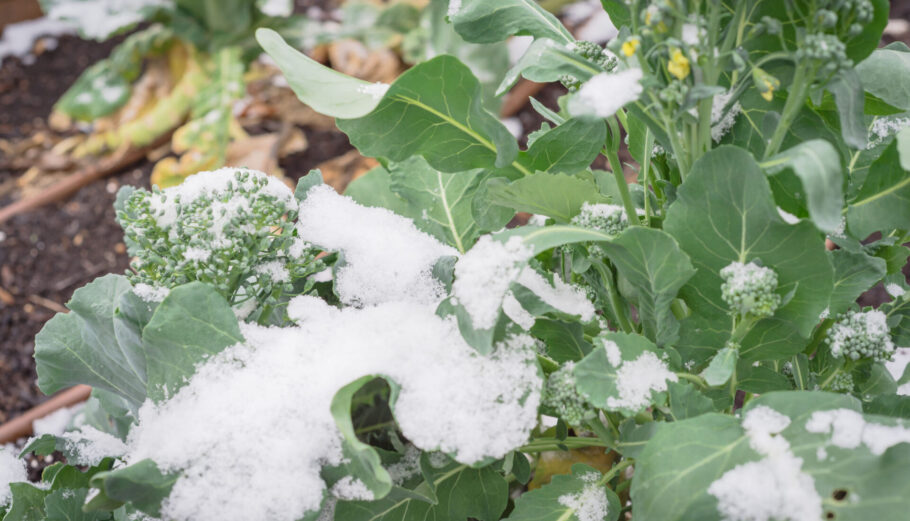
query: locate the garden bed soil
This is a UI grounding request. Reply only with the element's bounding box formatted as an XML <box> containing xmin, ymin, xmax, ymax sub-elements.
<box><xmin>1</xmin><ymin>0</ymin><xmax>909</xmax><ymax>436</ymax></box>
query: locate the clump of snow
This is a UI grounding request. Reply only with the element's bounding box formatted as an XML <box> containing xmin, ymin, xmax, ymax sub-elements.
<box><xmin>133</xmin><ymin>283</ymin><xmax>170</xmax><ymax>303</ymax></box>
<box><xmin>447</xmin><ymin>0</ymin><xmax>462</xmax><ymax>17</ymax></box>
<box><xmin>711</xmin><ymin>91</ymin><xmax>741</xmax><ymax>142</ymax></box>
<box><xmin>777</xmin><ymin>208</ymin><xmax>800</xmax><ymax>224</ymax></box>
<box><xmin>806</xmin><ymin>408</ymin><xmax>910</xmax><ymax>455</ymax></box>
<box><xmin>515</xmin><ymin>268</ymin><xmax>595</xmax><ymax>322</ymax></box>
<box><xmin>33</xmin><ymin>403</ymin><xmax>84</xmax><ymax>437</ymax></box>
<box><xmin>886</xmin><ymin>283</ymin><xmax>906</xmax><ymax>298</ymax></box>
<box><xmin>125</xmin><ymin>300</ymin><xmax>541</xmax><ymax>521</ymax></box>
<box><xmin>330</xmin><ymin>476</ymin><xmax>373</xmax><ymax>501</ymax></box>
<box><xmin>0</xmin><ymin>17</ymin><xmax>76</xmax><ymax>66</ymax></box>
<box><xmin>708</xmin><ymin>406</ymin><xmax>822</xmax><ymax>521</ymax></box>
<box><xmin>0</xmin><ymin>447</ymin><xmax>27</xmax><ymax>506</ymax></box>
<box><xmin>887</xmin><ymin>347</ymin><xmax>910</xmax><ymax>396</ymax></box>
<box><xmin>387</xmin><ymin>445</ymin><xmax>421</xmax><ymax>485</ymax></box>
<box><xmin>568</xmin><ymin>69</ymin><xmax>643</xmax><ymax>118</ymax></box>
<box><xmin>357</xmin><ymin>82</ymin><xmax>389</xmax><ymax>100</ymax></box>
<box><xmin>60</xmin><ymin>426</ymin><xmax>128</xmax><ymax>466</ymax></box>
<box><xmin>867</xmin><ymin>116</ymin><xmax>910</xmax><ymax>149</ymax></box>
<box><xmin>46</xmin><ymin>0</ymin><xmax>170</xmax><ymax>41</ymax></box>
<box><xmin>601</xmin><ymin>339</ymin><xmax>622</xmax><ymax>367</ymax></box>
<box><xmin>502</xmin><ymin>292</ymin><xmax>536</xmax><ymax>330</ymax></box>
<box><xmin>606</xmin><ymin>351</ymin><xmax>677</xmax><ymax>411</ymax></box>
<box><xmin>452</xmin><ymin>235</ymin><xmax>533</xmax><ymax>329</ymax></box>
<box><xmin>297</xmin><ymin>185</ymin><xmax>457</xmax><ymax>306</ymax></box>
<box><xmin>183</xmin><ymin>247</ymin><xmax>211</xmax><ymax>262</ymax></box>
<box><xmin>254</xmin><ymin>261</ymin><xmax>290</xmax><ymax>283</ymax></box>
<box><xmin>557</xmin><ymin>472</ymin><xmax>609</xmax><ymax>521</ymax></box>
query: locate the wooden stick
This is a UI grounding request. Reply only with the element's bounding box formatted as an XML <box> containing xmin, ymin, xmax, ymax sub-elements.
<box><xmin>0</xmin><ymin>132</ymin><xmax>172</xmax><ymax>225</ymax></box>
<box><xmin>0</xmin><ymin>385</ymin><xmax>92</xmax><ymax>444</ymax></box>
<box><xmin>500</xmin><ymin>80</ymin><xmax>547</xmax><ymax>119</ymax></box>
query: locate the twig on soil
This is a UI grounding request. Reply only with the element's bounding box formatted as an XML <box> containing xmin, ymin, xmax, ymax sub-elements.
<box><xmin>0</xmin><ymin>385</ymin><xmax>92</xmax><ymax>444</ymax></box>
<box><xmin>27</xmin><ymin>294</ymin><xmax>68</xmax><ymax>314</ymax></box>
<box><xmin>500</xmin><ymin>79</ymin><xmax>547</xmax><ymax>119</ymax></box>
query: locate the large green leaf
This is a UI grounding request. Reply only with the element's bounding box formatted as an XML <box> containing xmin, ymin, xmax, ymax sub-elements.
<box><xmin>666</xmin><ymin>381</ymin><xmax>715</xmax><ymax>421</ymax></box>
<box><xmin>884</xmin><ymin>295</ymin><xmax>910</xmax><ymax>346</ymax></box>
<box><xmin>44</xmin><ymin>488</ymin><xmax>108</xmax><ymax>521</ymax></box>
<box><xmin>531</xmin><ymin>319</ymin><xmax>592</xmax><ymax>363</ymax></box>
<box><xmin>846</xmin><ymin>129</ymin><xmax>910</xmax><ymax>238</ymax></box>
<box><xmin>599</xmin><ymin>227</ymin><xmax>696</xmax><ymax>347</ymax></box>
<box><xmin>524</xmin><ymin>118</ymin><xmax>606</xmax><ymax>175</ymax></box>
<box><xmin>34</xmin><ymin>275</ymin><xmax>147</xmax><ymax>406</ymax></box>
<box><xmin>664</xmin><ymin>147</ymin><xmax>833</xmax><ymax>363</ymax></box>
<box><xmin>574</xmin><ymin>332</ymin><xmax>677</xmax><ymax>415</ymax></box>
<box><xmin>388</xmin><ymin>158</ymin><xmax>486</xmax><ymax>253</ymax></box>
<box><xmin>827</xmin><ymin>70</ymin><xmax>868</xmax><ymax>149</ymax></box>
<box><xmin>761</xmin><ymin>139</ymin><xmax>845</xmax><ymax>234</ymax></box>
<box><xmin>633</xmin><ymin>391</ymin><xmax>910</xmax><ymax>521</ymax></box>
<box><xmin>328</xmin><ymin>376</ymin><xmax>395</xmax><ymax>501</ymax></box>
<box><xmin>256</xmin><ymin>29</ymin><xmax>385</xmax><ymax>119</ymax></box>
<box><xmin>498</xmin><ymin>38</ymin><xmax>602</xmax><ymax>96</ymax></box>
<box><xmin>90</xmin><ymin>460</ymin><xmax>177</xmax><ymax>517</ymax></box>
<box><xmin>856</xmin><ymin>45</ymin><xmax>910</xmax><ymax>112</ymax></box>
<box><xmin>449</xmin><ymin>0</ymin><xmax>574</xmax><ymax>45</ymax></box>
<box><xmin>486</xmin><ymin>173</ymin><xmax>610</xmax><ymax>223</ymax></box>
<box><xmin>506</xmin><ymin>463</ymin><xmax>620</xmax><ymax>521</ymax></box>
<box><xmin>828</xmin><ymin>249</ymin><xmax>887</xmax><ymax>316</ymax></box>
<box><xmin>142</xmin><ymin>282</ymin><xmax>243</xmax><ymax>402</ymax></box>
<box><xmin>337</xmin><ymin>55</ymin><xmax>524</xmax><ymax>174</ymax></box>
<box><xmin>2</xmin><ymin>484</ymin><xmax>48</xmax><ymax>521</ymax></box>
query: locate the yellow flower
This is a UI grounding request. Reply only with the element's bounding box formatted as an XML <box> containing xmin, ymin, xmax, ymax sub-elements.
<box><xmin>667</xmin><ymin>49</ymin><xmax>690</xmax><ymax>80</ymax></box>
<box><xmin>752</xmin><ymin>68</ymin><xmax>780</xmax><ymax>102</ymax></box>
<box><xmin>622</xmin><ymin>38</ymin><xmax>640</xmax><ymax>57</ymax></box>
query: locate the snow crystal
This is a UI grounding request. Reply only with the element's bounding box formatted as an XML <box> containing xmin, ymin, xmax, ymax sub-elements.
<box><xmin>287</xmin><ymin>295</ymin><xmax>337</xmax><ymax>324</ymax></box>
<box><xmin>61</xmin><ymin>426</ymin><xmax>128</xmax><ymax>466</ymax></box>
<box><xmin>183</xmin><ymin>247</ymin><xmax>211</xmax><ymax>262</ymax></box>
<box><xmin>125</xmin><ymin>301</ymin><xmax>541</xmax><ymax>521</ymax></box>
<box><xmin>776</xmin><ymin>208</ymin><xmax>800</xmax><ymax>224</ymax></box>
<box><xmin>710</xmin><ymin>92</ymin><xmax>741</xmax><ymax>142</ymax></box>
<box><xmin>605</xmin><ymin>351</ymin><xmax>677</xmax><ymax>411</ymax></box>
<box><xmin>133</xmin><ymin>283</ymin><xmax>170</xmax><ymax>303</ymax></box>
<box><xmin>0</xmin><ymin>17</ymin><xmax>76</xmax><ymax>66</ymax></box>
<box><xmin>297</xmin><ymin>185</ymin><xmax>457</xmax><ymax>306</ymax></box>
<box><xmin>708</xmin><ymin>406</ymin><xmax>822</xmax><ymax>521</ymax></box>
<box><xmin>867</xmin><ymin>116</ymin><xmax>910</xmax><ymax>149</ymax></box>
<box><xmin>357</xmin><ymin>82</ymin><xmax>389</xmax><ymax>100</ymax></box>
<box><xmin>569</xmin><ymin>69</ymin><xmax>643</xmax><ymax>119</ymax></box>
<box><xmin>387</xmin><ymin>445</ymin><xmax>421</xmax><ymax>485</ymax></box>
<box><xmin>602</xmin><ymin>340</ymin><xmax>622</xmax><ymax>367</ymax></box>
<box><xmin>557</xmin><ymin>476</ymin><xmax>609</xmax><ymax>521</ymax></box>
<box><xmin>254</xmin><ymin>261</ymin><xmax>290</xmax><ymax>283</ymax></box>
<box><xmin>886</xmin><ymin>283</ymin><xmax>906</xmax><ymax>298</ymax></box>
<box><xmin>0</xmin><ymin>447</ymin><xmax>27</xmax><ymax>506</ymax></box>
<box><xmin>806</xmin><ymin>408</ymin><xmax>910</xmax><ymax>455</ymax></box>
<box><xmin>33</xmin><ymin>403</ymin><xmax>84</xmax><ymax>437</ymax></box>
<box><xmin>447</xmin><ymin>0</ymin><xmax>462</xmax><ymax>17</ymax></box>
<box><xmin>331</xmin><ymin>476</ymin><xmax>373</xmax><ymax>501</ymax></box>
<box><xmin>682</xmin><ymin>23</ymin><xmax>700</xmax><ymax>45</ymax></box>
<box><xmin>452</xmin><ymin>235</ymin><xmax>533</xmax><ymax>329</ymax></box>
<box><xmin>502</xmin><ymin>292</ymin><xmax>536</xmax><ymax>330</ymax></box>
<box><xmin>528</xmin><ymin>214</ymin><xmax>549</xmax><ymax>227</ymax></box>
<box><xmin>515</xmin><ymin>268</ymin><xmax>595</xmax><ymax>322</ymax></box>
<box><xmin>46</xmin><ymin>0</ymin><xmax>170</xmax><ymax>41</ymax></box>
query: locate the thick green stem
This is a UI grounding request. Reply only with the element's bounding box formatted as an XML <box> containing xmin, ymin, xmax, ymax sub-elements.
<box><xmin>763</xmin><ymin>64</ymin><xmax>813</xmax><ymax>159</ymax></box>
<box><xmin>586</xmin><ymin>417</ymin><xmax>618</xmax><ymax>447</ymax></box>
<box><xmin>804</xmin><ymin>318</ymin><xmax>834</xmax><ymax>356</ymax></box>
<box><xmin>605</xmin><ymin>118</ymin><xmax>640</xmax><ymax>226</ymax></box>
<box><xmin>642</xmin><ymin>128</ymin><xmax>654</xmax><ymax>226</ymax></box>
<box><xmin>592</xmin><ymin>262</ymin><xmax>634</xmax><ymax>333</ymax></box>
<box><xmin>519</xmin><ymin>436</ymin><xmax>610</xmax><ymax>453</ymax></box>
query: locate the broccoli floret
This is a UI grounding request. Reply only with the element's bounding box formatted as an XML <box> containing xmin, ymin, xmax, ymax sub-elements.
<box><xmin>543</xmin><ymin>362</ymin><xmax>596</xmax><ymax>426</ymax></box>
<box><xmin>796</xmin><ymin>33</ymin><xmax>852</xmax><ymax>76</ymax></box>
<box><xmin>827</xmin><ymin>371</ymin><xmax>855</xmax><ymax>393</ymax></box>
<box><xmin>827</xmin><ymin>309</ymin><xmax>895</xmax><ymax>362</ymax></box>
<box><xmin>117</xmin><ymin>168</ymin><xmax>323</xmax><ymax>316</ymax></box>
<box><xmin>573</xmin><ymin>41</ymin><xmax>616</xmax><ymax>71</ymax></box>
<box><xmin>720</xmin><ymin>261</ymin><xmax>781</xmax><ymax>319</ymax></box>
<box><xmin>571</xmin><ymin>203</ymin><xmax>628</xmax><ymax>237</ymax></box>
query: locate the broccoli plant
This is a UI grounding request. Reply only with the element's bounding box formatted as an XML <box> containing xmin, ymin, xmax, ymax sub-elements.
<box><xmin>6</xmin><ymin>0</ymin><xmax>910</xmax><ymax>521</ymax></box>
<box><xmin>42</xmin><ymin>0</ymin><xmax>301</xmax><ymax>187</ymax></box>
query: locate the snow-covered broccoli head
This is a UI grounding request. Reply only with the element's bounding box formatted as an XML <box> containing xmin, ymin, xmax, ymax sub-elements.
<box><xmin>571</xmin><ymin>203</ymin><xmax>629</xmax><ymax>237</ymax></box>
<box><xmin>543</xmin><ymin>362</ymin><xmax>595</xmax><ymax>426</ymax></box>
<box><xmin>827</xmin><ymin>309</ymin><xmax>895</xmax><ymax>362</ymax></box>
<box><xmin>720</xmin><ymin>261</ymin><xmax>781</xmax><ymax>319</ymax></box>
<box><xmin>116</xmin><ymin>168</ymin><xmax>323</xmax><ymax>316</ymax></box>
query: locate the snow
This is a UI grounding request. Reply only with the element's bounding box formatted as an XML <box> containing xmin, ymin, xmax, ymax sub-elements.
<box><xmin>259</xmin><ymin>0</ymin><xmax>292</xmax><ymax>16</ymax></box>
<box><xmin>0</xmin><ymin>17</ymin><xmax>76</xmax><ymax>66</ymax></box>
<box><xmin>254</xmin><ymin>261</ymin><xmax>290</xmax><ymax>283</ymax></box>
<box><xmin>557</xmin><ymin>473</ymin><xmax>609</xmax><ymax>521</ymax></box>
<box><xmin>827</xmin><ymin>309</ymin><xmax>895</xmax><ymax>361</ymax></box>
<box><xmin>133</xmin><ymin>283</ymin><xmax>170</xmax><ymax>303</ymax></box>
<box><xmin>867</xmin><ymin>116</ymin><xmax>910</xmax><ymax>149</ymax></box>
<box><xmin>33</xmin><ymin>403</ymin><xmax>84</xmax><ymax>437</ymax></box>
<box><xmin>330</xmin><ymin>476</ymin><xmax>373</xmax><ymax>501</ymax></box>
<box><xmin>515</xmin><ymin>268</ymin><xmax>595</xmax><ymax>322</ymax></box>
<box><xmin>0</xmin><ymin>447</ymin><xmax>27</xmax><ymax>506</ymax></box>
<box><xmin>297</xmin><ymin>185</ymin><xmax>457</xmax><ymax>306</ymax></box>
<box><xmin>387</xmin><ymin>445</ymin><xmax>421</xmax><ymax>485</ymax></box>
<box><xmin>447</xmin><ymin>0</ymin><xmax>462</xmax><ymax>17</ymax></box>
<box><xmin>357</xmin><ymin>82</ymin><xmax>389</xmax><ymax>100</ymax></box>
<box><xmin>886</xmin><ymin>283</ymin><xmax>906</xmax><ymax>298</ymax></box>
<box><xmin>711</xmin><ymin>92</ymin><xmax>741</xmax><ymax>142</ymax></box>
<box><xmin>124</xmin><ymin>298</ymin><xmax>541</xmax><ymax>521</ymax></box>
<box><xmin>806</xmin><ymin>408</ymin><xmax>910</xmax><ymax>455</ymax></box>
<box><xmin>605</xmin><ymin>351</ymin><xmax>677</xmax><ymax>411</ymax></box>
<box><xmin>60</xmin><ymin>426</ymin><xmax>128</xmax><ymax>466</ymax></box>
<box><xmin>183</xmin><ymin>247</ymin><xmax>211</xmax><ymax>262</ymax></box>
<box><xmin>502</xmin><ymin>292</ymin><xmax>536</xmax><ymax>330</ymax></box>
<box><xmin>568</xmin><ymin>69</ymin><xmax>643</xmax><ymax>119</ymax></box>
<box><xmin>708</xmin><ymin>406</ymin><xmax>822</xmax><ymax>521</ymax></box>
<box><xmin>601</xmin><ymin>340</ymin><xmax>622</xmax><ymax>367</ymax></box>
<box><xmin>776</xmin><ymin>208</ymin><xmax>800</xmax><ymax>224</ymax></box>
<box><xmin>452</xmin><ymin>235</ymin><xmax>533</xmax><ymax>329</ymax></box>
<box><xmin>46</xmin><ymin>0</ymin><xmax>170</xmax><ymax>41</ymax></box>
